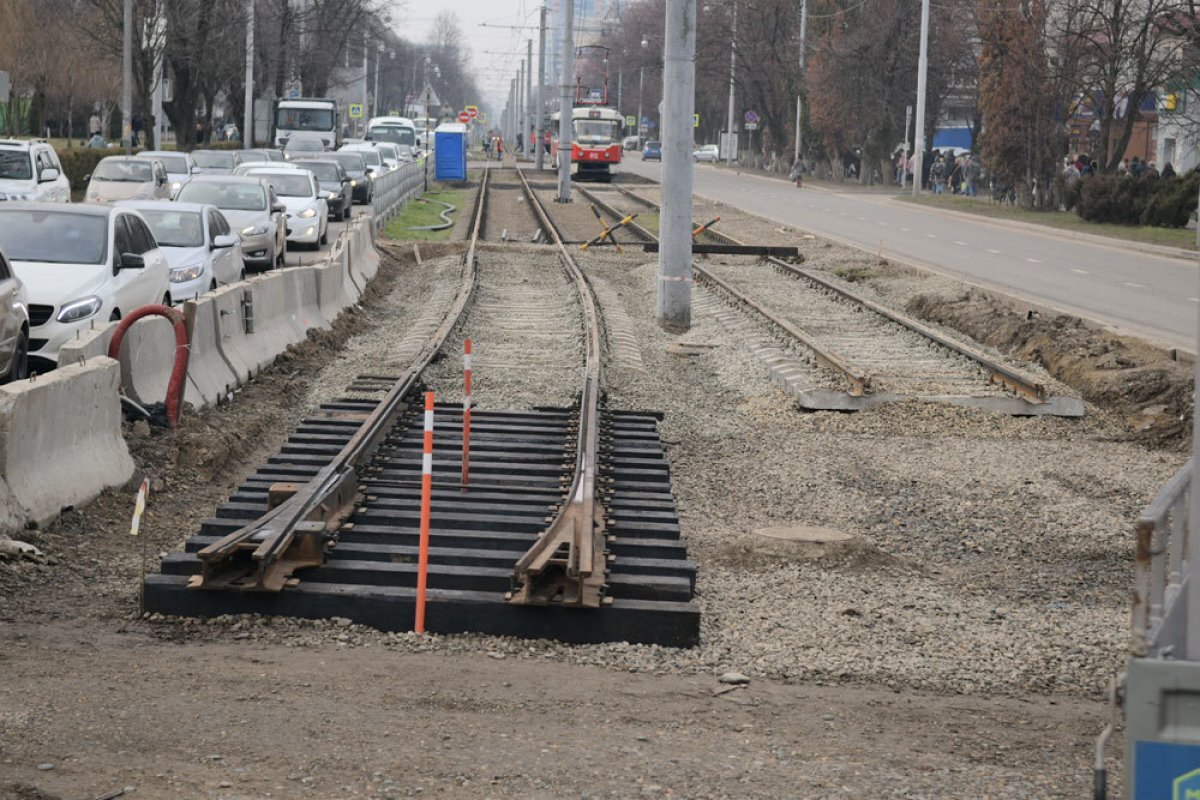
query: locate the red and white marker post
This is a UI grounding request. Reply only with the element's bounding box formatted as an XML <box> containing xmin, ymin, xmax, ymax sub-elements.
<box><xmin>462</xmin><ymin>340</ymin><xmax>472</xmax><ymax>489</ymax></box>
<box><xmin>414</xmin><ymin>391</ymin><xmax>435</xmax><ymax>634</ymax></box>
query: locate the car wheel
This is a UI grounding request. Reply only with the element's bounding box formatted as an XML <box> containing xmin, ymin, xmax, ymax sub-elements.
<box><xmin>320</xmin><ymin>226</ymin><xmax>328</xmax><ymax>246</ymax></box>
<box><xmin>163</xmin><ymin>292</ymin><xmax>172</xmax><ymax>306</ymax></box>
<box><xmin>209</xmin><ymin>279</ymin><xmax>218</xmax><ymax>292</ymax></box>
<box><xmin>342</xmin><ymin>204</ymin><xmax>351</xmax><ymax>221</ymax></box>
<box><xmin>110</xmin><ymin>309</ymin><xmax>121</xmax><ymax>322</ymax></box>
<box><xmin>240</xmin><ymin>268</ymin><xmax>246</xmax><ymax>281</ymax></box>
<box><xmin>4</xmin><ymin>328</ymin><xmax>29</xmax><ymax>383</ymax></box>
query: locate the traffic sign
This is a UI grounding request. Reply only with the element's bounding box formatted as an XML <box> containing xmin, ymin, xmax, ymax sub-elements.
<box><xmin>625</xmin><ymin>115</ymin><xmax>636</xmax><ymax>127</ymax></box>
<box><xmin>744</xmin><ymin>110</ymin><xmax>759</xmax><ymax>124</ymax></box>
<box><xmin>349</xmin><ymin>103</ymin><xmax>364</xmax><ymax>119</ymax></box>
<box><xmin>745</xmin><ymin>122</ymin><xmax>758</xmax><ymax>131</ymax></box>
<box><xmin>693</xmin><ymin>113</ymin><xmax>699</xmax><ymax>128</ymax></box>
<box><xmin>457</xmin><ymin>111</ymin><xmax>470</xmax><ymax>123</ymax></box>
<box><xmin>466</xmin><ymin>105</ymin><xmax>479</xmax><ymax>119</ymax></box>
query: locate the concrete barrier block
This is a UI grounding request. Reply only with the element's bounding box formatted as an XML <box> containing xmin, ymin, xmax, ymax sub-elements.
<box><xmin>210</xmin><ymin>283</ymin><xmax>264</xmax><ymax>382</ymax></box>
<box><xmin>0</xmin><ymin>358</ymin><xmax>134</xmax><ymax>534</ymax></box>
<box><xmin>57</xmin><ymin>322</ymin><xmax>115</xmax><ymax>367</ymax></box>
<box><xmin>183</xmin><ymin>298</ymin><xmax>240</xmax><ymax>407</ymax></box>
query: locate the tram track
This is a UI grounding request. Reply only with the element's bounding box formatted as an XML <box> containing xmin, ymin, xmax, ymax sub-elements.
<box><xmin>142</xmin><ymin>165</ymin><xmax>700</xmax><ymax>645</ymax></box>
<box><xmin>577</xmin><ymin>182</ymin><xmax>1082</xmax><ymax>416</ymax></box>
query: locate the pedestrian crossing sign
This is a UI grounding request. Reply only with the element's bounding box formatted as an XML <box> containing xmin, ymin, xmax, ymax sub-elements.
<box><xmin>349</xmin><ymin>103</ymin><xmax>364</xmax><ymax>119</ymax></box>
<box><xmin>693</xmin><ymin>114</ymin><xmax>699</xmax><ymax>128</ymax></box>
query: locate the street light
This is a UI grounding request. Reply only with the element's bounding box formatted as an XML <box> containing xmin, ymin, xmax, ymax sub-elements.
<box><xmin>373</xmin><ymin>44</ymin><xmax>394</xmax><ymax>118</ymax></box>
<box><xmin>423</xmin><ymin>56</ymin><xmax>439</xmax><ymax>192</ymax></box>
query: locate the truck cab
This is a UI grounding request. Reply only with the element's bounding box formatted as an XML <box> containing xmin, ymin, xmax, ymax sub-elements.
<box><xmin>274</xmin><ymin>98</ymin><xmax>340</xmax><ymax>151</ymax></box>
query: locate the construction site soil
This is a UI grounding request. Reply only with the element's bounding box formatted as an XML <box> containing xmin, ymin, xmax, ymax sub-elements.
<box><xmin>0</xmin><ymin>172</ymin><xmax>1184</xmax><ymax>798</ymax></box>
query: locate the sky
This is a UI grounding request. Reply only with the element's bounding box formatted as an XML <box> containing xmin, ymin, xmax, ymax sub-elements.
<box><xmin>404</xmin><ymin>1</ymin><xmax>546</xmax><ymax>114</ymax></box>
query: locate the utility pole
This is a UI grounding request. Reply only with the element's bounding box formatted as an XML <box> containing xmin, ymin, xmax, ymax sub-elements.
<box><xmin>536</xmin><ymin>5</ymin><xmax>547</xmax><ymax>170</ymax></box>
<box><xmin>637</xmin><ymin>66</ymin><xmax>644</xmax><ymax>148</ymax></box>
<box><xmin>372</xmin><ymin>45</ymin><xmax>381</xmax><ymax>118</ymax></box>
<box><xmin>244</xmin><ymin>0</ymin><xmax>255</xmax><ymax>146</ymax></box>
<box><xmin>658</xmin><ymin>0</ymin><xmax>696</xmax><ymax>330</ymax></box>
<box><xmin>361</xmin><ymin>34</ymin><xmax>370</xmax><ymax>138</ymax></box>
<box><xmin>122</xmin><ymin>0</ymin><xmax>132</xmax><ymax>152</ymax></box>
<box><xmin>725</xmin><ymin>1</ymin><xmax>736</xmax><ymax>165</ymax></box>
<box><xmin>526</xmin><ymin>38</ymin><xmax>533</xmax><ymax>157</ymax></box>
<box><xmin>793</xmin><ymin>0</ymin><xmax>806</xmax><ymax>165</ymax></box>
<box><xmin>902</xmin><ymin>104</ymin><xmax>912</xmax><ymax>186</ymax></box>
<box><xmin>557</xmin><ymin>0</ymin><xmax>575</xmax><ymax>202</ymax></box>
<box><xmin>152</xmin><ymin>0</ymin><xmax>165</xmax><ymax>149</ymax></box>
<box><xmin>912</xmin><ymin>0</ymin><xmax>930</xmax><ymax>196</ymax></box>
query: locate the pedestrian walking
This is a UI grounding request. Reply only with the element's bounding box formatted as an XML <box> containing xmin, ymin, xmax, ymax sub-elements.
<box><xmin>495</xmin><ymin>137</ymin><xmax>504</xmax><ymax>162</ymax></box>
<box><xmin>930</xmin><ymin>156</ymin><xmax>946</xmax><ymax>195</ymax></box>
<box><xmin>789</xmin><ymin>158</ymin><xmax>805</xmax><ymax>188</ymax></box>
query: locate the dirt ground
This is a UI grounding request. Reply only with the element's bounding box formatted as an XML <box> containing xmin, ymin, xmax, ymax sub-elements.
<box><xmin>0</xmin><ymin>176</ymin><xmax>1168</xmax><ymax>799</ymax></box>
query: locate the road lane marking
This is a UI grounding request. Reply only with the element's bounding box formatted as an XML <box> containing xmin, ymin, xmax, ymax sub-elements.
<box><xmin>987</xmin><ymin>248</ymin><xmax>1002</xmax><ymax>254</ymax></box>
<box><xmin>954</xmin><ymin>240</ymin><xmax>968</xmax><ymax>246</ymax></box>
<box><xmin>1124</xmin><ymin>282</ymin><xmax>1146</xmax><ymax>288</ymax></box>
<box><xmin>901</xmin><ymin>226</ymin><xmax>911</xmax><ymax>232</ymax></box>
<box><xmin>925</xmin><ymin>233</ymin><xmax>937</xmax><ymax>238</ymax></box>
<box><xmin>1191</xmin><ymin>297</ymin><xmax>1199</xmax><ymax>303</ymax></box>
<box><xmin>857</xmin><ymin>216</ymin><xmax>867</xmax><ymax>221</ymax></box>
<box><xmin>1071</xmin><ymin>269</ymin><xmax>1089</xmax><ymax>274</ymax></box>
<box><xmin>1026</xmin><ymin>258</ymin><xmax>1042</xmax><ymax>263</ymax></box>
<box><xmin>877</xmin><ymin>222</ymin><xmax>887</xmax><ymax>227</ymax></box>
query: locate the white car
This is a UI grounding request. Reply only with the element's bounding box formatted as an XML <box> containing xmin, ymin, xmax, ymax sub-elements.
<box><xmin>175</xmin><ymin>176</ymin><xmax>288</xmax><ymax>272</ymax></box>
<box><xmin>232</xmin><ymin>161</ymin><xmax>301</xmax><ymax>177</ymax></box>
<box><xmin>693</xmin><ymin>144</ymin><xmax>720</xmax><ymax>163</ymax></box>
<box><xmin>116</xmin><ymin>200</ymin><xmax>243</xmax><ymax>300</ymax></box>
<box><xmin>0</xmin><ymin>139</ymin><xmax>70</xmax><ymax>203</ymax></box>
<box><xmin>245</xmin><ymin>168</ymin><xmax>328</xmax><ymax>249</ymax></box>
<box><xmin>0</xmin><ymin>246</ymin><xmax>30</xmax><ymax>382</ymax></box>
<box><xmin>138</xmin><ymin>150</ymin><xmax>200</xmax><ymax>197</ymax></box>
<box><xmin>0</xmin><ymin>203</ymin><xmax>171</xmax><ymax>370</ymax></box>
<box><xmin>374</xmin><ymin>144</ymin><xmax>400</xmax><ymax>172</ymax></box>
<box><xmin>339</xmin><ymin>143</ymin><xmax>386</xmax><ymax>175</ymax></box>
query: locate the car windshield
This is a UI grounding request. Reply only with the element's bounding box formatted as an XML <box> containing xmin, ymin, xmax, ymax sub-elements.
<box><xmin>152</xmin><ymin>155</ymin><xmax>189</xmax><ymax>174</ymax></box>
<box><xmin>94</xmin><ymin>160</ymin><xmax>153</xmax><ymax>182</ymax></box>
<box><xmin>0</xmin><ymin>210</ymin><xmax>107</xmax><ymax>265</ymax></box>
<box><xmin>368</xmin><ymin>126</ymin><xmax>415</xmax><ymax>146</ymax></box>
<box><xmin>192</xmin><ymin>151</ymin><xmax>234</xmax><ymax>169</ymax></box>
<box><xmin>176</xmin><ymin>181</ymin><xmax>266</xmax><ymax>211</ymax></box>
<box><xmin>333</xmin><ymin>154</ymin><xmax>365</xmax><ymax>172</ymax></box>
<box><xmin>376</xmin><ymin>146</ymin><xmax>398</xmax><ymax>161</ymax></box>
<box><xmin>0</xmin><ymin>150</ymin><xmax>33</xmax><ymax>180</ymax></box>
<box><xmin>276</xmin><ymin>108</ymin><xmax>333</xmax><ymax>132</ymax></box>
<box><xmin>255</xmin><ymin>173</ymin><xmax>312</xmax><ymax>197</ymax></box>
<box><xmin>647</xmin><ymin>141</ymin><xmax>660</xmax><ymax>149</ymax></box>
<box><xmin>349</xmin><ymin>149</ymin><xmax>382</xmax><ymax>167</ymax></box>
<box><xmin>138</xmin><ymin>208</ymin><xmax>204</xmax><ymax>247</ymax></box>
<box><xmin>239</xmin><ymin>151</ymin><xmax>269</xmax><ymax>163</ymax></box>
<box><xmin>296</xmin><ymin>162</ymin><xmax>339</xmax><ymax>182</ymax></box>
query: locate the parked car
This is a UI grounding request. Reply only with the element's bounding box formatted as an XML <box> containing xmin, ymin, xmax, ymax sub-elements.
<box><xmin>642</xmin><ymin>140</ymin><xmax>662</xmax><ymax>161</ymax></box>
<box><xmin>190</xmin><ymin>149</ymin><xmax>243</xmax><ymax>175</ymax></box>
<box><xmin>0</xmin><ymin>203</ymin><xmax>170</xmax><ymax>370</ymax></box>
<box><xmin>283</xmin><ymin>135</ymin><xmax>327</xmax><ymax>160</ymax></box>
<box><xmin>693</xmin><ymin>144</ymin><xmax>720</xmax><ymax>163</ymax></box>
<box><xmin>138</xmin><ymin>150</ymin><xmax>200</xmax><ymax>197</ymax></box>
<box><xmin>314</xmin><ymin>151</ymin><xmax>373</xmax><ymax>204</ymax></box>
<box><xmin>175</xmin><ymin>176</ymin><xmax>287</xmax><ymax>272</ymax></box>
<box><xmin>290</xmin><ymin>159</ymin><xmax>352</xmax><ymax>221</ymax></box>
<box><xmin>116</xmin><ymin>200</ymin><xmax>243</xmax><ymax>299</ymax></box>
<box><xmin>0</xmin><ymin>139</ymin><xmax>69</xmax><ymax>203</ymax></box>
<box><xmin>84</xmin><ymin>156</ymin><xmax>171</xmax><ymax>204</ymax></box>
<box><xmin>0</xmin><ymin>245</ymin><xmax>29</xmax><ymax>382</ymax></box>
<box><xmin>245</xmin><ymin>168</ymin><xmax>328</xmax><ymax>249</ymax></box>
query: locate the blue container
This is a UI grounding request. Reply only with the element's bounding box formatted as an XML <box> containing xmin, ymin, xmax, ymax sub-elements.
<box><xmin>434</xmin><ymin>123</ymin><xmax>468</xmax><ymax>182</ymax></box>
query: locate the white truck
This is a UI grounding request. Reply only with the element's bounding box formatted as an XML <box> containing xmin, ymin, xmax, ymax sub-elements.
<box><xmin>273</xmin><ymin>97</ymin><xmax>340</xmax><ymax>150</ymax></box>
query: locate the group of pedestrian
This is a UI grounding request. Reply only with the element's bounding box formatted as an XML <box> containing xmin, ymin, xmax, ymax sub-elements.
<box><xmin>482</xmin><ymin>135</ymin><xmax>504</xmax><ymax>161</ymax></box>
<box><xmin>918</xmin><ymin>150</ymin><xmax>983</xmax><ymax>196</ymax></box>
<box><xmin>1063</xmin><ymin>153</ymin><xmax>1175</xmax><ymax>183</ymax></box>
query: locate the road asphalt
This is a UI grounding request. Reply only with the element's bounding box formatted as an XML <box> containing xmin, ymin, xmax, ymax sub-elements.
<box><xmin>621</xmin><ymin>157</ymin><xmax>1200</xmax><ymax>350</ymax></box>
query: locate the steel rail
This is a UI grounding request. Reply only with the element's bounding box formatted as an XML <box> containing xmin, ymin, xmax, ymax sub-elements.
<box><xmin>192</xmin><ymin>166</ymin><xmax>491</xmax><ymax>592</ymax></box>
<box><xmin>509</xmin><ymin>168</ymin><xmax>609</xmax><ymax>607</ymax></box>
<box><xmin>607</xmin><ymin>184</ymin><xmax>1048</xmax><ymax>402</ymax></box>
<box><xmin>577</xmin><ymin>185</ymin><xmax>871</xmax><ymax>396</ymax></box>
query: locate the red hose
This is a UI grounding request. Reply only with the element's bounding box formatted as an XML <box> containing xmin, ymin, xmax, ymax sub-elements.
<box><xmin>107</xmin><ymin>304</ymin><xmax>190</xmax><ymax>429</ymax></box>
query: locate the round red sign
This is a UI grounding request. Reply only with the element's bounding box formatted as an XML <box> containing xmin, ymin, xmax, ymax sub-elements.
<box><xmin>457</xmin><ymin>111</ymin><xmax>470</xmax><ymax>123</ymax></box>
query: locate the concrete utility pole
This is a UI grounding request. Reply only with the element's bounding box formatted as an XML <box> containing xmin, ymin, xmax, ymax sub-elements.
<box><xmin>725</xmin><ymin>1</ymin><xmax>736</xmax><ymax>165</ymax></box>
<box><xmin>657</xmin><ymin>0</ymin><xmax>696</xmax><ymax>330</ymax></box>
<box><xmin>122</xmin><ymin>0</ymin><xmax>132</xmax><ymax>152</ymax></box>
<box><xmin>1191</xmin><ymin>261</ymin><xmax>1200</xmax><ymax>659</ymax></box>
<box><xmin>536</xmin><ymin>5</ymin><xmax>546</xmax><ymax>170</ymax></box>
<box><xmin>911</xmin><ymin>0</ymin><xmax>930</xmax><ymax>196</ymax></box>
<box><xmin>637</xmin><ymin>67</ymin><xmax>645</xmax><ymax>147</ymax></box>
<box><xmin>361</xmin><ymin>34</ymin><xmax>370</xmax><ymax>138</ymax></box>
<box><xmin>244</xmin><ymin>0</ymin><xmax>254</xmax><ymax>146</ymax></box>
<box><xmin>556</xmin><ymin>0</ymin><xmax>575</xmax><ymax>202</ymax></box>
<box><xmin>526</xmin><ymin>38</ymin><xmax>534</xmax><ymax>156</ymax></box>
<box><xmin>152</xmin><ymin>0</ymin><xmax>165</xmax><ymax>149</ymax></box>
<box><xmin>793</xmin><ymin>0</ymin><xmax>806</xmax><ymax>165</ymax></box>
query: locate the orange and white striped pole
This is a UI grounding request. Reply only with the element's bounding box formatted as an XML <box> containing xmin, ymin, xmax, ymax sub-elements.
<box><xmin>462</xmin><ymin>339</ymin><xmax>472</xmax><ymax>489</ymax></box>
<box><xmin>414</xmin><ymin>391</ymin><xmax>435</xmax><ymax>634</ymax></box>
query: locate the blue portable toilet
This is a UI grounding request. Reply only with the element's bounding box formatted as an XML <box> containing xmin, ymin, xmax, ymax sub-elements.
<box><xmin>434</xmin><ymin>123</ymin><xmax>468</xmax><ymax>182</ymax></box>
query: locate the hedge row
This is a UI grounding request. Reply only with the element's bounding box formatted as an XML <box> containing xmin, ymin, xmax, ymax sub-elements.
<box><xmin>1075</xmin><ymin>172</ymin><xmax>1200</xmax><ymax>228</ymax></box>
